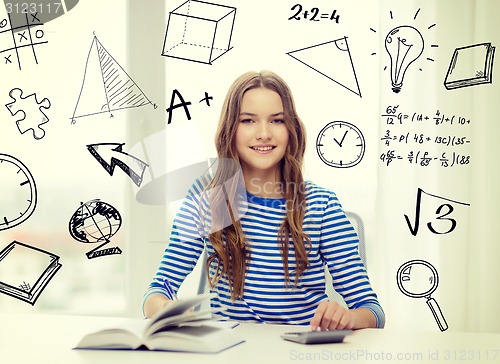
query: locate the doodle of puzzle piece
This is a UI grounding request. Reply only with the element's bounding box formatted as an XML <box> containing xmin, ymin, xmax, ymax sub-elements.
<box><xmin>5</xmin><ymin>88</ymin><xmax>51</xmax><ymax>140</ymax></box>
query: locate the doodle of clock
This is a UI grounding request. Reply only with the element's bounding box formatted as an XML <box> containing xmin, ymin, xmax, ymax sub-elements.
<box><xmin>316</xmin><ymin>121</ymin><xmax>366</xmax><ymax>168</ymax></box>
<box><xmin>0</xmin><ymin>154</ymin><xmax>37</xmax><ymax>231</ymax></box>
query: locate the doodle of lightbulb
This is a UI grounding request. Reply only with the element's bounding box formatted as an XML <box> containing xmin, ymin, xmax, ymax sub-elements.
<box><xmin>385</xmin><ymin>25</ymin><xmax>424</xmax><ymax>93</ymax></box>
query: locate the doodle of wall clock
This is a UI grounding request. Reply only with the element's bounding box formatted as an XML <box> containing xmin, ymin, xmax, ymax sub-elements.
<box><xmin>316</xmin><ymin>121</ymin><xmax>366</xmax><ymax>168</ymax></box>
<box><xmin>0</xmin><ymin>154</ymin><xmax>37</xmax><ymax>231</ymax></box>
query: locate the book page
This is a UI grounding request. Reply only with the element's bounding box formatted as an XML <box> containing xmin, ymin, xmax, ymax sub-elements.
<box><xmin>149</xmin><ymin>293</ymin><xmax>215</xmax><ymax>322</ymax></box>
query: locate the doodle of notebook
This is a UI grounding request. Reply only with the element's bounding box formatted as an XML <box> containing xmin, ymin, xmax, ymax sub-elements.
<box><xmin>444</xmin><ymin>42</ymin><xmax>495</xmax><ymax>90</ymax></box>
<box><xmin>0</xmin><ymin>240</ymin><xmax>62</xmax><ymax>305</ymax></box>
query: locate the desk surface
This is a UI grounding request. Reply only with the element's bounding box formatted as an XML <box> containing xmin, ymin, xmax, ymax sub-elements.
<box><xmin>1</xmin><ymin>313</ymin><xmax>499</xmax><ymax>364</ymax></box>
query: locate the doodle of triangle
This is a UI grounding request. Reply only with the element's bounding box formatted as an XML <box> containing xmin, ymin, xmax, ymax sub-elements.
<box><xmin>287</xmin><ymin>37</ymin><xmax>361</xmax><ymax>97</ymax></box>
<box><xmin>71</xmin><ymin>36</ymin><xmax>153</xmax><ymax>122</ymax></box>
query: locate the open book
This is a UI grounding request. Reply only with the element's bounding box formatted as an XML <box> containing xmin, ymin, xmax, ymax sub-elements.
<box><xmin>75</xmin><ymin>293</ymin><xmax>243</xmax><ymax>353</ymax></box>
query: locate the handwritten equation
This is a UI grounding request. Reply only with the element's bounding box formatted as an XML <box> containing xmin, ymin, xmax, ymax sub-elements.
<box><xmin>288</xmin><ymin>4</ymin><xmax>340</xmax><ymax>22</ymax></box>
<box><xmin>380</xmin><ymin>150</ymin><xmax>470</xmax><ymax>167</ymax></box>
<box><xmin>380</xmin><ymin>105</ymin><xmax>471</xmax><ymax>168</ymax></box>
<box><xmin>381</xmin><ymin>131</ymin><xmax>470</xmax><ymax>147</ymax></box>
<box><xmin>382</xmin><ymin>106</ymin><xmax>471</xmax><ymax>126</ymax></box>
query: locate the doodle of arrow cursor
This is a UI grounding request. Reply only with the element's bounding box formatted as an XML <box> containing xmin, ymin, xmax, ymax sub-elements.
<box><xmin>87</xmin><ymin>142</ymin><xmax>149</xmax><ymax>187</ymax></box>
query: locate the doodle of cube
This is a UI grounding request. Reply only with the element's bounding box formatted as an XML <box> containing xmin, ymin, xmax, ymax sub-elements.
<box><xmin>162</xmin><ymin>0</ymin><xmax>236</xmax><ymax>65</ymax></box>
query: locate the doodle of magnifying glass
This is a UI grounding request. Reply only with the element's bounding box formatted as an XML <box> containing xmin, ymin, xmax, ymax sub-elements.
<box><xmin>396</xmin><ymin>259</ymin><xmax>448</xmax><ymax>331</ymax></box>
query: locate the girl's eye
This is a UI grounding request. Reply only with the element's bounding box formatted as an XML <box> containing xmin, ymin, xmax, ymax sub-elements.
<box><xmin>240</xmin><ymin>119</ymin><xmax>254</xmax><ymax>123</ymax></box>
<box><xmin>272</xmin><ymin>119</ymin><xmax>285</xmax><ymax>124</ymax></box>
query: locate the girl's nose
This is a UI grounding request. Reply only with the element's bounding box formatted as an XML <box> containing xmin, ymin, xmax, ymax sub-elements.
<box><xmin>256</xmin><ymin>121</ymin><xmax>271</xmax><ymax>140</ymax></box>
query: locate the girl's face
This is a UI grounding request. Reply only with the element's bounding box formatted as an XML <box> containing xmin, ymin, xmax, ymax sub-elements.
<box><xmin>235</xmin><ymin>87</ymin><xmax>289</xmax><ymax>178</ymax></box>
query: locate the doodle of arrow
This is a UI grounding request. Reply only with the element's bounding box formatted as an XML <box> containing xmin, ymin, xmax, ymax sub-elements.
<box><xmin>87</xmin><ymin>143</ymin><xmax>149</xmax><ymax>187</ymax></box>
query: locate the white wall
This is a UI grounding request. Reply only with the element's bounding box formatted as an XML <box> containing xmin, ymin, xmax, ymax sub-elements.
<box><xmin>0</xmin><ymin>0</ymin><xmax>498</xmax><ymax>334</ymax></box>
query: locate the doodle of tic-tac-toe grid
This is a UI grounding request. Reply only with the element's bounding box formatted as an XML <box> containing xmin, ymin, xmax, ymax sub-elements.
<box><xmin>162</xmin><ymin>0</ymin><xmax>236</xmax><ymax>65</ymax></box>
<box><xmin>0</xmin><ymin>13</ymin><xmax>47</xmax><ymax>70</ymax></box>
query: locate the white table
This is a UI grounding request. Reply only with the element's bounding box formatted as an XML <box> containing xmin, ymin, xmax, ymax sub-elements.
<box><xmin>1</xmin><ymin>313</ymin><xmax>499</xmax><ymax>364</ymax></box>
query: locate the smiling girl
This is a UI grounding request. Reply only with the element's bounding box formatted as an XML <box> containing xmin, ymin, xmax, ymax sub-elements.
<box><xmin>143</xmin><ymin>71</ymin><xmax>385</xmax><ymax>331</ymax></box>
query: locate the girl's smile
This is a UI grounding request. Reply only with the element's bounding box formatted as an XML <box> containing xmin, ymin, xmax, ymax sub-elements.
<box><xmin>250</xmin><ymin>144</ymin><xmax>276</xmax><ymax>153</ymax></box>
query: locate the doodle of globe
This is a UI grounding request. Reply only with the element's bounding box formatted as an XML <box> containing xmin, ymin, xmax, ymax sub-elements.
<box><xmin>68</xmin><ymin>199</ymin><xmax>122</xmax><ymax>244</ymax></box>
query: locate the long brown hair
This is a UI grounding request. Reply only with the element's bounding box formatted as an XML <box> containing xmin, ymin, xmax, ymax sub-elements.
<box><xmin>206</xmin><ymin>70</ymin><xmax>311</xmax><ymax>300</ymax></box>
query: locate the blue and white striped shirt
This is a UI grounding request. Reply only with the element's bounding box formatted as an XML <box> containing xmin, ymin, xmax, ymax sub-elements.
<box><xmin>144</xmin><ymin>179</ymin><xmax>385</xmax><ymax>328</ymax></box>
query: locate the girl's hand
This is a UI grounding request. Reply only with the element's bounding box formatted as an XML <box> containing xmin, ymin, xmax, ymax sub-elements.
<box><xmin>144</xmin><ymin>294</ymin><xmax>174</xmax><ymax>318</ymax></box>
<box><xmin>310</xmin><ymin>301</ymin><xmax>355</xmax><ymax>331</ymax></box>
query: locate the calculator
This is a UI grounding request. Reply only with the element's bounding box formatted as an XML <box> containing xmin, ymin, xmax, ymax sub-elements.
<box><xmin>280</xmin><ymin>329</ymin><xmax>352</xmax><ymax>344</ymax></box>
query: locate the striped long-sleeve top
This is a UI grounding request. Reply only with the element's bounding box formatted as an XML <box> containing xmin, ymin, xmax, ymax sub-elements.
<box><xmin>144</xmin><ymin>179</ymin><xmax>385</xmax><ymax>328</ymax></box>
